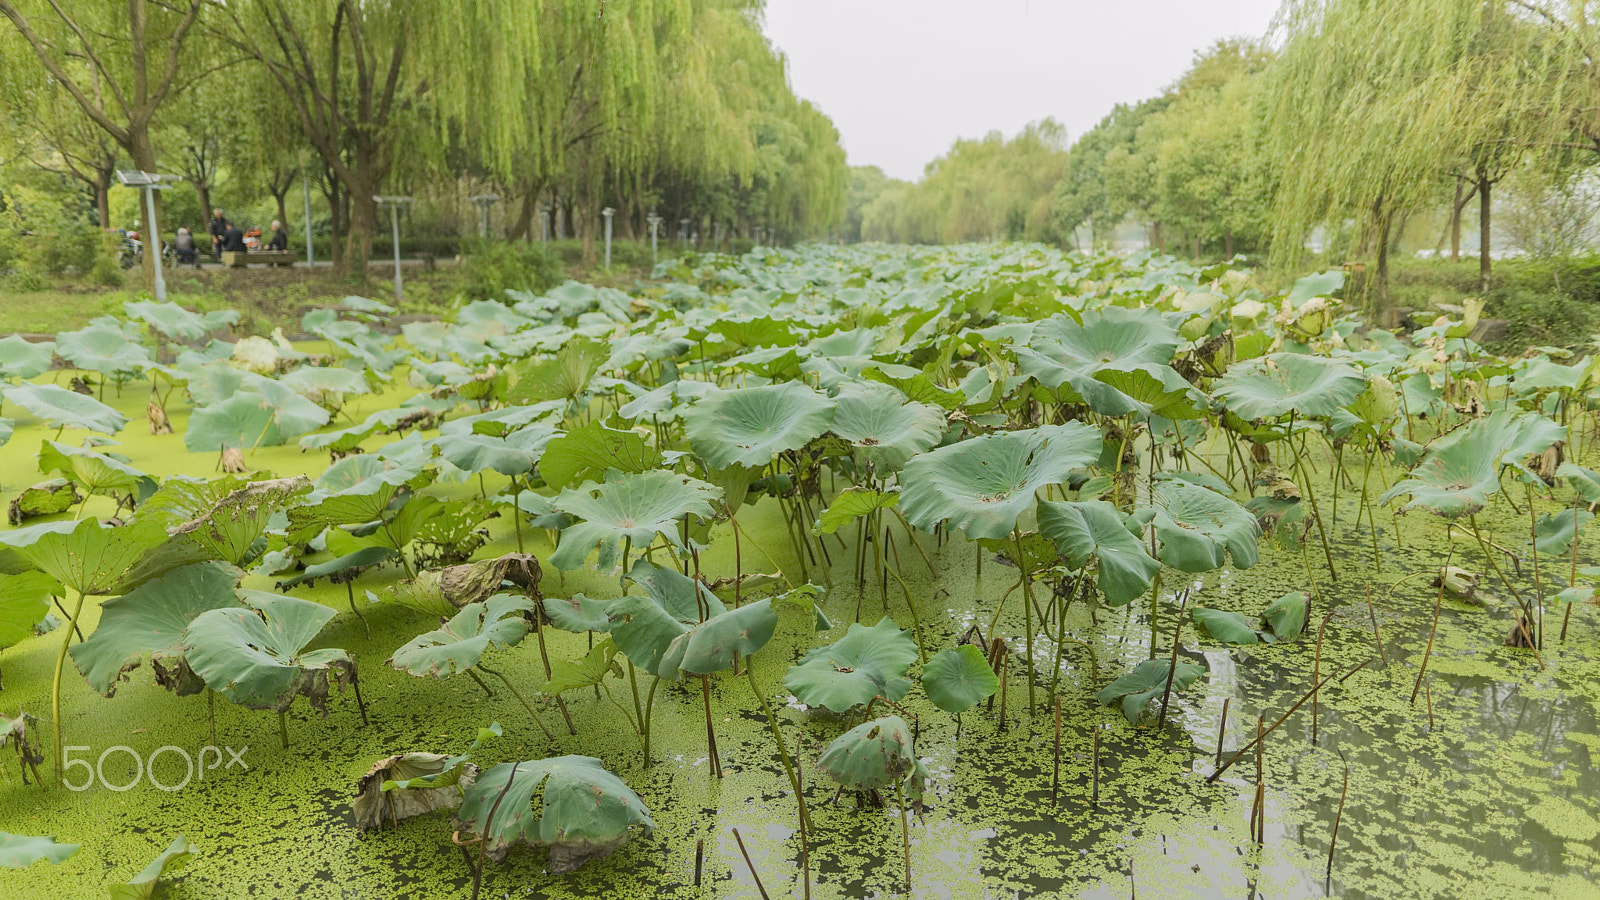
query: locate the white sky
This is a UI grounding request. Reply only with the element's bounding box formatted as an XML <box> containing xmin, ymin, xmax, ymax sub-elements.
<box><xmin>761</xmin><ymin>0</ymin><xmax>1284</xmax><ymax>181</ymax></box>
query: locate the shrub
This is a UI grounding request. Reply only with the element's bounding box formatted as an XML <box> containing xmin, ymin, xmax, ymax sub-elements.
<box><xmin>455</xmin><ymin>239</ymin><xmax>564</xmax><ymax>300</ymax></box>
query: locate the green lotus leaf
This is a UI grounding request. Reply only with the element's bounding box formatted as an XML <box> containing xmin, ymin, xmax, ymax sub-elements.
<box><xmin>1037</xmin><ymin>499</ymin><xmax>1160</xmax><ymax>606</ymax></box>
<box><xmin>301</xmin><ymin>308</ymin><xmax>370</xmax><ymax>342</ymax></box>
<box><xmin>119</xmin><ymin>476</ymin><xmax>312</xmax><ymax>587</ymax></box>
<box><xmin>126</xmin><ymin>299</ymin><xmax>219</xmax><ymax>341</ymax></box>
<box><xmin>784</xmin><ymin>617</ymin><xmax>917</xmax><ymax>712</ymax></box>
<box><xmin>0</xmin><ymin>517</ymin><xmax>169</xmax><ymax>596</ymax></box>
<box><xmin>1016</xmin><ymin>307</ymin><xmax>1181</xmax><ymax>415</ymax></box>
<box><xmin>276</xmin><ymin>546</ymin><xmax>401</xmax><ymax>590</ymax></box>
<box><xmin>57</xmin><ymin>321</ymin><xmax>150</xmax><ymax>376</ymax></box>
<box><xmin>184</xmin><ymin>392</ymin><xmax>287</xmax><ymax>452</ymax></box>
<box><xmin>5</xmin><ymin>383</ymin><xmax>126</xmax><ymax>434</ymax></box>
<box><xmin>543</xmin><ymin>638</ymin><xmax>623</xmax><ymax>696</ymax></box>
<box><xmin>182</xmin><ymin>591</ymin><xmax>355</xmax><ymax>713</ymax></box>
<box><xmin>508</xmin><ymin>338</ymin><xmax>607</xmax><ymax>404</ymax></box>
<box><xmin>539</xmin><ymin>421</ymin><xmax>664</xmax><ymax>489</ymax></box>
<box><xmin>862</xmin><ymin>369</ymin><xmax>965</xmax><ymax>409</ymax></box>
<box><xmin>683</xmin><ymin>381</ymin><xmax>835</xmax><ymax>469</ymax></box>
<box><xmin>548</xmin><ymin>470</ymin><xmax>721</xmax><ymax>572</ymax></box>
<box><xmin>109</xmin><ymin>835</ymin><xmax>197</xmax><ymax>900</ymax></box>
<box><xmin>817</xmin><ymin>715</ymin><xmax>925</xmax><ymax>796</ymax></box>
<box><xmin>1096</xmin><ymin>657</ymin><xmax>1204</xmax><ymax>724</ymax></box>
<box><xmin>657</xmin><ymin>598</ymin><xmax>776</xmax><ymax>678</ymax></box>
<box><xmin>1381</xmin><ymin>410</ymin><xmax>1565</xmax><ymax>516</ymax></box>
<box><xmin>298</xmin><ymin>418</ymin><xmax>385</xmax><ymax>454</ymax></box>
<box><xmin>1535</xmin><ymin>509</ymin><xmax>1592</xmax><ymax>556</ymax></box>
<box><xmin>6</xmin><ymin>478</ymin><xmax>78</xmax><ymax>522</ymax></box>
<box><xmin>899</xmin><ymin>422</ymin><xmax>1101</xmax><ymax>541</ymax></box>
<box><xmin>0</xmin><ymin>335</ymin><xmax>56</xmax><ymax>380</ymax></box>
<box><xmin>278</xmin><ymin>365</ymin><xmax>372</xmax><ymax>404</ymax></box>
<box><xmin>920</xmin><ymin>644</ymin><xmax>999</xmax><ymax>713</ymax></box>
<box><xmin>432</xmin><ymin>423</ymin><xmax>556</xmax><ymax>476</ymax></box>
<box><xmin>0</xmin><ymin>571</ymin><xmax>57</xmax><ymax>648</ymax></box>
<box><xmin>827</xmin><ymin>383</ymin><xmax>945</xmax><ymax>470</ymax></box>
<box><xmin>1191</xmin><ymin>607</ymin><xmax>1263</xmax><ymax>645</ymax></box>
<box><xmin>1149</xmin><ymin>480</ymin><xmax>1260</xmax><ymax>572</ymax></box>
<box><xmin>70</xmin><ymin>562</ymin><xmax>245</xmax><ymax>697</ymax></box>
<box><xmin>37</xmin><ymin>439</ymin><xmax>155</xmax><ymax>500</ymax></box>
<box><xmin>0</xmin><ymin>832</ymin><xmax>79</xmax><ymax>868</ymax></box>
<box><xmin>389</xmin><ymin>594</ymin><xmax>532</xmax><ymax>677</ymax></box>
<box><xmin>1286</xmin><ymin>269</ymin><xmax>1343</xmax><ymax>304</ymax></box>
<box><xmin>1261</xmin><ymin>591</ymin><xmax>1307</xmax><ymax>641</ymax></box>
<box><xmin>1557</xmin><ymin>463</ymin><xmax>1600</xmax><ymax>505</ymax></box>
<box><xmin>0</xmin><ymin>417</ymin><xmax>11</xmax><ymax>447</ymax></box>
<box><xmin>458</xmin><ymin>756</ymin><xmax>654</xmax><ymax>871</ymax></box>
<box><xmin>542</xmin><ymin>594</ymin><xmax>613</xmax><ymax>634</ymax></box>
<box><xmin>1091</xmin><ymin>364</ymin><xmax>1207</xmax><ymax>420</ymax></box>
<box><xmin>814</xmin><ymin>488</ymin><xmax>899</xmax><ymax>536</ymax></box>
<box><xmin>1213</xmin><ymin>353</ymin><xmax>1366</xmax><ymax>420</ymax></box>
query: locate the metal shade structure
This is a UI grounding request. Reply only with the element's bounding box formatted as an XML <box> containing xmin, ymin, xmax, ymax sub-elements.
<box><xmin>374</xmin><ymin>195</ymin><xmax>414</xmax><ymax>301</ymax></box>
<box><xmin>115</xmin><ymin>170</ymin><xmax>183</xmax><ymax>301</ymax></box>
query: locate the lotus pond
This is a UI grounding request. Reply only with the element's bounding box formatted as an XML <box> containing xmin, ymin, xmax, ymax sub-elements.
<box><xmin>0</xmin><ymin>244</ymin><xmax>1598</xmax><ymax>899</ymax></box>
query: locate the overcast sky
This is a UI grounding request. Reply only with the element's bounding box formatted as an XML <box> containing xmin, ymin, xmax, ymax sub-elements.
<box><xmin>762</xmin><ymin>0</ymin><xmax>1284</xmax><ymax>181</ymax></box>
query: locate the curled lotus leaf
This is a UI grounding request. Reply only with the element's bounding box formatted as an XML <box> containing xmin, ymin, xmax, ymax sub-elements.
<box><xmin>353</xmin><ymin>752</ymin><xmax>479</xmax><ymax>831</ymax></box>
<box><xmin>388</xmin><ymin>594</ymin><xmax>533</xmax><ymax>678</ymax></box>
<box><xmin>1147</xmin><ymin>480</ymin><xmax>1260</xmax><ymax>572</ymax></box>
<box><xmin>457</xmin><ymin>756</ymin><xmax>654</xmax><ymax>871</ymax></box>
<box><xmin>70</xmin><ymin>562</ymin><xmax>245</xmax><ymax>697</ymax></box>
<box><xmin>111</xmin><ymin>835</ymin><xmax>197</xmax><ymax>900</ymax></box>
<box><xmin>1381</xmin><ymin>410</ymin><xmax>1565</xmax><ymax>517</ymax></box>
<box><xmin>1096</xmin><ymin>658</ymin><xmax>1205</xmax><ymax>724</ymax></box>
<box><xmin>439</xmin><ymin>553</ymin><xmax>542</xmax><ymax>609</ymax></box>
<box><xmin>1038</xmin><ymin>499</ymin><xmax>1159</xmax><ymax>606</ymax></box>
<box><xmin>817</xmin><ymin>715</ymin><xmax>927</xmax><ymax>807</ymax></box>
<box><xmin>182</xmin><ymin>590</ymin><xmax>355</xmax><ymax>714</ymax></box>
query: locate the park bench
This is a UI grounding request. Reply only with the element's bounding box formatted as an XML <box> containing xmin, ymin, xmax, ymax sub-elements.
<box><xmin>222</xmin><ymin>250</ymin><xmax>297</xmax><ymax>268</ymax></box>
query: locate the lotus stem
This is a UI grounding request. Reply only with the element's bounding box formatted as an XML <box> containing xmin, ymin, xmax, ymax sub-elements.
<box><xmin>745</xmin><ymin>662</ymin><xmax>813</xmax><ymax>834</ymax></box>
<box><xmin>1467</xmin><ymin>515</ymin><xmax>1542</xmax><ymax>664</ymax></box>
<box><xmin>731</xmin><ymin>828</ymin><xmax>771</xmax><ymax>900</ymax></box>
<box><xmin>350</xmin><ymin>670</ymin><xmax>370</xmax><ymax>726</ymax></box>
<box><xmin>1091</xmin><ymin>727</ymin><xmax>1100</xmax><ymax>807</ymax></box>
<box><xmin>345</xmin><ymin>581</ymin><xmax>370</xmax><ymax>639</ymax></box>
<box><xmin>477</xmin><ymin>664</ymin><xmax>553</xmax><ymax>740</ymax></box>
<box><xmin>50</xmin><ymin>589</ymin><xmax>86</xmax><ymax>784</ymax></box>
<box><xmin>470</xmin><ymin>759</ymin><xmax>520</xmax><ymax>900</ymax></box>
<box><xmin>1311</xmin><ymin>612</ymin><xmax>1331</xmax><ymax>744</ymax></box>
<box><xmin>278</xmin><ymin>711</ymin><xmax>290</xmax><ymax>749</ymax></box>
<box><xmin>1215</xmin><ymin>697</ymin><xmax>1230</xmax><ymax>769</ymax></box>
<box><xmin>466</xmin><ymin>669</ymin><xmax>497</xmax><ymax>698</ymax></box>
<box><xmin>1051</xmin><ymin>694</ymin><xmax>1062</xmax><ymax>805</ymax></box>
<box><xmin>872</xmin><ymin>521</ymin><xmax>928</xmax><ymax>663</ymax></box>
<box><xmin>1155</xmin><ymin>588</ymin><xmax>1190</xmax><ymax>729</ymax></box>
<box><xmin>694</xmin><ymin>837</ymin><xmax>704</xmax><ymax>887</ymax></box>
<box><xmin>1048</xmin><ymin>565</ymin><xmax>1089</xmax><ymax>699</ymax></box>
<box><xmin>642</xmin><ymin>676</ymin><xmax>660</xmax><ymax>766</ymax></box>
<box><xmin>1013</xmin><ymin>525</ymin><xmax>1040</xmax><ymax>717</ymax></box>
<box><xmin>1326</xmin><ymin>755</ymin><xmax>1349</xmax><ymax>887</ymax></box>
<box><xmin>895</xmin><ymin>777</ymin><xmax>912</xmax><ymax>892</ymax></box>
<box><xmin>1289</xmin><ymin>416</ymin><xmax>1338</xmax><ymax>581</ymax></box>
<box><xmin>1251</xmin><ymin>717</ymin><xmax>1265</xmax><ymax>845</ymax></box>
<box><xmin>1208</xmin><ymin>658</ymin><xmax>1369</xmax><ymax>783</ymax></box>
<box><xmin>700</xmin><ymin>674</ymin><xmax>722</xmax><ymax>778</ymax></box>
<box><xmin>512</xmin><ymin>483</ymin><xmax>524</xmax><ymax>554</ymax></box>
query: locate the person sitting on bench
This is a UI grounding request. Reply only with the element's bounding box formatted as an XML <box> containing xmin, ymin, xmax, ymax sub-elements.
<box><xmin>173</xmin><ymin>227</ymin><xmax>199</xmax><ymax>266</ymax></box>
<box><xmin>267</xmin><ymin>221</ymin><xmax>289</xmax><ymax>251</ymax></box>
<box><xmin>220</xmin><ymin>223</ymin><xmax>247</xmax><ymax>254</ymax></box>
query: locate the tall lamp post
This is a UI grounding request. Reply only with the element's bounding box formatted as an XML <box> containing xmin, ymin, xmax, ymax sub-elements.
<box><xmin>601</xmin><ymin>207</ymin><xmax>615</xmax><ymax>269</ymax></box>
<box><xmin>116</xmin><ymin>170</ymin><xmax>182</xmax><ymax>302</ymax></box>
<box><xmin>646</xmin><ymin>212</ymin><xmax>662</xmax><ymax>264</ymax></box>
<box><xmin>469</xmin><ymin>193</ymin><xmax>501</xmax><ymax>239</ymax></box>
<box><xmin>374</xmin><ymin>195</ymin><xmax>414</xmax><ymax>301</ymax></box>
<box><xmin>302</xmin><ymin>171</ymin><xmax>315</xmax><ymax>266</ymax></box>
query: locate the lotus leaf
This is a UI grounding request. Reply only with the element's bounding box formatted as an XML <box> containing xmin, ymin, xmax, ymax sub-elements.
<box><xmin>1213</xmin><ymin>353</ymin><xmax>1366</xmax><ymax>420</ymax></box>
<box><xmin>548</xmin><ymin>470</ymin><xmax>721</xmax><ymax>572</ymax></box>
<box><xmin>71</xmin><ymin>562</ymin><xmax>245</xmax><ymax>696</ymax></box>
<box><xmin>784</xmin><ymin>617</ymin><xmax>917</xmax><ymax>712</ymax></box>
<box><xmin>817</xmin><ymin>715</ymin><xmax>927</xmax><ymax>804</ymax></box>
<box><xmin>110</xmin><ymin>835</ymin><xmax>196</xmax><ymax>900</ymax></box>
<box><xmin>1096</xmin><ymin>658</ymin><xmax>1205</xmax><ymax>723</ymax></box>
<box><xmin>539</xmin><ymin>421</ymin><xmax>664</xmax><ymax>489</ymax></box>
<box><xmin>827</xmin><ymin>382</ymin><xmax>945</xmax><ymax>470</ymax></box>
<box><xmin>389</xmin><ymin>594</ymin><xmax>533</xmax><ymax>677</ymax></box>
<box><xmin>1037</xmin><ymin>499</ymin><xmax>1160</xmax><ymax>606</ymax></box>
<box><xmin>899</xmin><ymin>422</ymin><xmax>1101</xmax><ymax>541</ymax></box>
<box><xmin>458</xmin><ymin>756</ymin><xmax>654</xmax><ymax>870</ymax></box>
<box><xmin>920</xmin><ymin>644</ymin><xmax>999</xmax><ymax>713</ymax></box>
<box><xmin>1381</xmin><ymin>410</ymin><xmax>1565</xmax><ymax>516</ymax></box>
<box><xmin>814</xmin><ymin>488</ymin><xmax>899</xmax><ymax>536</ymax></box>
<box><xmin>0</xmin><ymin>335</ymin><xmax>55</xmax><ymax>380</ymax></box>
<box><xmin>0</xmin><ymin>832</ymin><xmax>79</xmax><ymax>867</ymax></box>
<box><xmin>1148</xmin><ymin>480</ymin><xmax>1260</xmax><ymax>572</ymax></box>
<box><xmin>183</xmin><ymin>591</ymin><xmax>355</xmax><ymax>713</ymax></box>
<box><xmin>683</xmin><ymin>381</ymin><xmax>835</xmax><ymax>469</ymax></box>
<box><xmin>5</xmin><ymin>383</ymin><xmax>127</xmax><ymax>434</ymax></box>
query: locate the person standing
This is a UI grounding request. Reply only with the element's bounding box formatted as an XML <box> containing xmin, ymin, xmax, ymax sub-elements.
<box><xmin>207</xmin><ymin>208</ymin><xmax>230</xmax><ymax>262</ymax></box>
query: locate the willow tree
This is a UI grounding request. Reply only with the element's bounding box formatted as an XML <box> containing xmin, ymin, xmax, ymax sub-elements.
<box><xmin>1265</xmin><ymin>0</ymin><xmax>1564</xmax><ymax>308</ymax></box>
<box><xmin>0</xmin><ymin>0</ymin><xmax>205</xmax><ymax>284</ymax></box>
<box><xmin>213</xmin><ymin>1</ymin><xmax>532</xmax><ymax>274</ymax></box>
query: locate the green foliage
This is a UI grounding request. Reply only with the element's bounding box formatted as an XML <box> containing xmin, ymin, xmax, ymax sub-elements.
<box><xmin>459</xmin><ymin>757</ymin><xmax>653</xmax><ymax>871</ymax></box>
<box><xmin>457</xmin><ymin>240</ymin><xmax>563</xmax><ymax>300</ymax></box>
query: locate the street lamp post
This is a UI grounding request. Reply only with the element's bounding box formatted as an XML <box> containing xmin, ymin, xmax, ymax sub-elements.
<box><xmin>374</xmin><ymin>195</ymin><xmax>414</xmax><ymax>301</ymax></box>
<box><xmin>469</xmin><ymin>193</ymin><xmax>501</xmax><ymax>239</ymax></box>
<box><xmin>646</xmin><ymin>212</ymin><xmax>662</xmax><ymax>264</ymax></box>
<box><xmin>302</xmin><ymin>172</ymin><xmax>315</xmax><ymax>266</ymax></box>
<box><xmin>601</xmin><ymin>207</ymin><xmax>615</xmax><ymax>269</ymax></box>
<box><xmin>116</xmin><ymin>170</ymin><xmax>182</xmax><ymax>302</ymax></box>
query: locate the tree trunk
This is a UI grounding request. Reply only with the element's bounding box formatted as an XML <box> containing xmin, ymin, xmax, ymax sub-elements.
<box><xmin>94</xmin><ymin>169</ymin><xmax>112</xmax><ymax>230</ymax></box>
<box><xmin>343</xmin><ymin>190</ymin><xmax>376</xmax><ymax>277</ymax></box>
<box><xmin>1155</xmin><ymin>221</ymin><xmax>1166</xmax><ymax>255</ymax></box>
<box><xmin>1192</xmin><ymin>233</ymin><xmax>1201</xmax><ymax>261</ymax></box>
<box><xmin>1376</xmin><ymin>214</ymin><xmax>1391</xmax><ymax>323</ymax></box>
<box><xmin>1478</xmin><ymin>175</ymin><xmax>1492</xmax><ymax>293</ymax></box>
<box><xmin>128</xmin><ymin>126</ymin><xmax>161</xmax><ymax>289</ymax></box>
<box><xmin>196</xmin><ymin>183</ymin><xmax>213</xmax><ymax>225</ymax></box>
<box><xmin>509</xmin><ymin>191</ymin><xmax>534</xmax><ymax>242</ymax></box>
<box><xmin>1449</xmin><ymin>177</ymin><xmax>1464</xmax><ymax>262</ymax></box>
<box><xmin>274</xmin><ymin>192</ymin><xmax>289</xmax><ymax>229</ymax></box>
